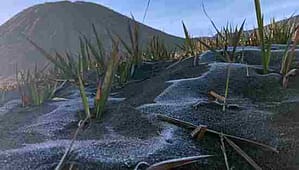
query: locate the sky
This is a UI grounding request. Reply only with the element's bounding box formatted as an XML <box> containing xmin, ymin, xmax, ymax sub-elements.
<box><xmin>0</xmin><ymin>0</ymin><xmax>298</xmax><ymax>37</ymax></box>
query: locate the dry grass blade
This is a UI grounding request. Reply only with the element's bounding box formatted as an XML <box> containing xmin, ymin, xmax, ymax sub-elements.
<box><xmin>281</xmin><ymin>25</ymin><xmax>299</xmax><ymax>88</ymax></box>
<box><xmin>157</xmin><ymin>114</ymin><xmax>279</xmax><ymax>153</ymax></box>
<box><xmin>166</xmin><ymin>56</ymin><xmax>193</xmax><ymax>70</ymax></box>
<box><xmin>27</xmin><ymin>37</ymin><xmax>77</xmax><ymax>79</ymax></box>
<box><xmin>181</xmin><ymin>22</ymin><xmax>200</xmax><ymax>66</ymax></box>
<box><xmin>202</xmin><ymin>2</ymin><xmax>224</xmax><ymax>41</ymax></box>
<box><xmin>285</xmin><ymin>69</ymin><xmax>297</xmax><ymax>78</ymax></box>
<box><xmin>95</xmin><ymin>39</ymin><xmax>120</xmax><ymax>118</ymax></box>
<box><xmin>223</xmin><ymin>64</ymin><xmax>231</xmax><ymax>111</ymax></box>
<box><xmin>283</xmin><ymin>69</ymin><xmax>298</xmax><ymax>88</ymax></box>
<box><xmin>117</xmin><ymin>16</ymin><xmax>142</xmax><ymax>77</ymax></box>
<box><xmin>198</xmin><ymin>3</ymin><xmax>245</xmax><ymax>63</ymax></box>
<box><xmin>134</xmin><ymin>162</ymin><xmax>150</xmax><ymax>170</ymax></box>
<box><xmin>270</xmin><ymin>18</ymin><xmax>295</xmax><ymax>44</ymax></box>
<box><xmin>51</xmin><ymin>80</ymin><xmax>68</xmax><ymax>96</ymax></box>
<box><xmin>142</xmin><ymin>0</ymin><xmax>151</xmax><ymax>23</ymax></box>
<box><xmin>224</xmin><ymin>136</ymin><xmax>262</xmax><ymax>170</ymax></box>
<box><xmin>145</xmin><ymin>36</ymin><xmax>176</xmax><ymax>61</ymax></box>
<box><xmin>26</xmin><ymin>37</ymin><xmax>59</xmax><ymax>68</ymax></box>
<box><xmin>220</xmin><ymin>135</ymin><xmax>230</xmax><ymax>170</ymax></box>
<box><xmin>146</xmin><ymin>155</ymin><xmax>212</xmax><ymax>170</ymax></box>
<box><xmin>55</xmin><ymin>116</ymin><xmax>90</xmax><ymax>170</ymax></box>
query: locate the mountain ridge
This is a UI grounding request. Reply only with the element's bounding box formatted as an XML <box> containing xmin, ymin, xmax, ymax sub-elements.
<box><xmin>0</xmin><ymin>1</ymin><xmax>183</xmax><ymax>76</ymax></box>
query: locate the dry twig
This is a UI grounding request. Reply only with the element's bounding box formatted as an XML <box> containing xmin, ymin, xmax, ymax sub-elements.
<box><xmin>224</xmin><ymin>136</ymin><xmax>262</xmax><ymax>170</ymax></box>
<box><xmin>157</xmin><ymin>114</ymin><xmax>278</xmax><ymax>153</ymax></box>
<box><xmin>220</xmin><ymin>134</ymin><xmax>230</xmax><ymax>170</ymax></box>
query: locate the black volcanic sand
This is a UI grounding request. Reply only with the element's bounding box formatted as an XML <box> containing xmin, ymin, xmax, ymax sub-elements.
<box><xmin>0</xmin><ymin>49</ymin><xmax>299</xmax><ymax>170</ymax></box>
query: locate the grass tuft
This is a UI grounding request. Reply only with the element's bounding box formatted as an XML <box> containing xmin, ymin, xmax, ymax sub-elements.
<box><xmin>254</xmin><ymin>0</ymin><xmax>272</xmax><ymax>74</ymax></box>
<box><xmin>145</xmin><ymin>36</ymin><xmax>176</xmax><ymax>61</ymax></box>
<box><xmin>94</xmin><ymin>39</ymin><xmax>120</xmax><ymax>119</ymax></box>
<box><xmin>16</xmin><ymin>64</ymin><xmax>57</xmax><ymax>107</ymax></box>
<box><xmin>117</xmin><ymin>17</ymin><xmax>142</xmax><ymax>77</ymax></box>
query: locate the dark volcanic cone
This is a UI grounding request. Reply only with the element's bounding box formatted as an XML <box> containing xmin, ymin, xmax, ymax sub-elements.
<box><xmin>0</xmin><ymin>1</ymin><xmax>182</xmax><ymax>76</ymax></box>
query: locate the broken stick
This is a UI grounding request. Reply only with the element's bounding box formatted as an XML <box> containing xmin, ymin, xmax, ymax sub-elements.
<box><xmin>224</xmin><ymin>136</ymin><xmax>262</xmax><ymax>170</ymax></box>
<box><xmin>208</xmin><ymin>91</ymin><xmax>225</xmax><ymax>102</ymax></box>
<box><xmin>191</xmin><ymin>125</ymin><xmax>208</xmax><ymax>140</ymax></box>
<box><xmin>220</xmin><ymin>135</ymin><xmax>230</xmax><ymax>170</ymax></box>
<box><xmin>156</xmin><ymin>114</ymin><xmax>278</xmax><ymax>153</ymax></box>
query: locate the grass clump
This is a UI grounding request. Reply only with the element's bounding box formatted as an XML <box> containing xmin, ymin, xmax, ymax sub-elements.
<box><xmin>93</xmin><ymin>39</ymin><xmax>120</xmax><ymax>118</ymax></box>
<box><xmin>247</xmin><ymin>18</ymin><xmax>296</xmax><ymax>46</ymax></box>
<box><xmin>0</xmin><ymin>81</ymin><xmax>16</xmax><ymax>104</ymax></box>
<box><xmin>0</xmin><ymin>90</ymin><xmax>5</xmax><ymax>104</ymax></box>
<box><xmin>117</xmin><ymin>17</ymin><xmax>143</xmax><ymax>77</ymax></box>
<box><xmin>116</xmin><ymin>57</ymin><xmax>131</xmax><ymax>87</ymax></box>
<box><xmin>254</xmin><ymin>0</ymin><xmax>272</xmax><ymax>74</ymax></box>
<box><xmin>27</xmin><ymin>24</ymin><xmax>106</xmax><ymax>82</ymax></box>
<box><xmin>280</xmin><ymin>26</ymin><xmax>299</xmax><ymax>88</ymax></box>
<box><xmin>27</xmin><ymin>38</ymin><xmax>83</xmax><ymax>81</ymax></box>
<box><xmin>145</xmin><ymin>36</ymin><xmax>176</xmax><ymax>61</ymax></box>
<box><xmin>28</xmin><ymin>25</ymin><xmax>120</xmax><ymax>119</ymax></box>
<box><xmin>55</xmin><ymin>32</ymin><xmax>120</xmax><ymax>170</ymax></box>
<box><xmin>179</xmin><ymin>22</ymin><xmax>200</xmax><ymax>65</ymax></box>
<box><xmin>269</xmin><ymin>18</ymin><xmax>296</xmax><ymax>44</ymax></box>
<box><xmin>193</xmin><ymin>6</ymin><xmax>246</xmax><ymax>111</ymax></box>
<box><xmin>16</xmin><ymin>65</ymin><xmax>57</xmax><ymax>107</ymax></box>
<box><xmin>0</xmin><ymin>88</ymin><xmax>7</xmax><ymax>104</ymax></box>
<box><xmin>197</xmin><ymin>20</ymin><xmax>245</xmax><ymax>63</ymax></box>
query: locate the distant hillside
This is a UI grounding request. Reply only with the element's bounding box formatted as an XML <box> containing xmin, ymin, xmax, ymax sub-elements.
<box><xmin>197</xmin><ymin>15</ymin><xmax>299</xmax><ymax>40</ymax></box>
<box><xmin>273</xmin><ymin>14</ymin><xmax>299</xmax><ymax>26</ymax></box>
<box><xmin>245</xmin><ymin>14</ymin><xmax>299</xmax><ymax>35</ymax></box>
<box><xmin>0</xmin><ymin>1</ymin><xmax>183</xmax><ymax>76</ymax></box>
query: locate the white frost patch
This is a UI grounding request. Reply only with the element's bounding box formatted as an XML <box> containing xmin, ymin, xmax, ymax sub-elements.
<box><xmin>108</xmin><ymin>97</ymin><xmax>126</xmax><ymax>102</ymax></box>
<box><xmin>18</xmin><ymin>91</ymin><xmax>126</xmax><ymax>137</ymax></box>
<box><xmin>0</xmin><ymin>99</ymin><xmax>21</xmax><ymax>116</ymax></box>
<box><xmin>1</xmin><ymin>126</ymin><xmax>175</xmax><ymax>165</ymax></box>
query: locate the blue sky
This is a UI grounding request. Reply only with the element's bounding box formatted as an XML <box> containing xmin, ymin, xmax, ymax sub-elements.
<box><xmin>0</xmin><ymin>0</ymin><xmax>298</xmax><ymax>37</ymax></box>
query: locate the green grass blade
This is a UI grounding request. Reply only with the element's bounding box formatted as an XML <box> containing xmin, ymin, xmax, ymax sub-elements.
<box><xmin>78</xmin><ymin>74</ymin><xmax>91</xmax><ymax>118</ymax></box>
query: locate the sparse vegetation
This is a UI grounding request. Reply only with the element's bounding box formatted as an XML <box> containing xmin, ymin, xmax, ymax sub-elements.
<box><xmin>2</xmin><ymin>1</ymin><xmax>299</xmax><ymax>170</ymax></box>
<box><xmin>52</xmin><ymin>30</ymin><xmax>120</xmax><ymax>170</ymax></box>
<box><xmin>179</xmin><ymin>22</ymin><xmax>201</xmax><ymax>65</ymax></box>
<box><xmin>269</xmin><ymin>18</ymin><xmax>296</xmax><ymax>44</ymax></box>
<box><xmin>191</xmin><ymin>13</ymin><xmax>245</xmax><ymax>111</ymax></box>
<box><xmin>145</xmin><ymin>36</ymin><xmax>176</xmax><ymax>61</ymax></box>
<box><xmin>116</xmin><ymin>58</ymin><xmax>131</xmax><ymax>87</ymax></box>
<box><xmin>93</xmin><ymin>39</ymin><xmax>120</xmax><ymax>118</ymax></box>
<box><xmin>27</xmin><ymin>25</ymin><xmax>106</xmax><ymax>82</ymax></box>
<box><xmin>28</xmin><ymin>25</ymin><xmax>120</xmax><ymax>119</ymax></box>
<box><xmin>0</xmin><ymin>89</ymin><xmax>6</xmax><ymax>104</ymax></box>
<box><xmin>197</xmin><ymin>21</ymin><xmax>245</xmax><ymax>63</ymax></box>
<box><xmin>27</xmin><ymin>39</ymin><xmax>87</xmax><ymax>81</ymax></box>
<box><xmin>118</xmin><ymin>17</ymin><xmax>143</xmax><ymax>77</ymax></box>
<box><xmin>15</xmin><ymin>65</ymin><xmax>57</xmax><ymax>107</ymax></box>
<box><xmin>281</xmin><ymin>26</ymin><xmax>299</xmax><ymax>88</ymax></box>
<box><xmin>254</xmin><ymin>0</ymin><xmax>272</xmax><ymax>74</ymax></box>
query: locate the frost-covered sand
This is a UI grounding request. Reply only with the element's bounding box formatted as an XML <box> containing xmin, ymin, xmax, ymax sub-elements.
<box><xmin>0</xmin><ymin>48</ymin><xmax>299</xmax><ymax>169</ymax></box>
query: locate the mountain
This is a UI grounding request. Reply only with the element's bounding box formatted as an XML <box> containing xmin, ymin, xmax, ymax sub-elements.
<box><xmin>248</xmin><ymin>14</ymin><xmax>299</xmax><ymax>34</ymax></box>
<box><xmin>0</xmin><ymin>1</ymin><xmax>183</xmax><ymax>76</ymax></box>
<box><xmin>274</xmin><ymin>14</ymin><xmax>299</xmax><ymax>26</ymax></box>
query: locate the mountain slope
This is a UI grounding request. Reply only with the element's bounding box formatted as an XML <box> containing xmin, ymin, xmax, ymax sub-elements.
<box><xmin>0</xmin><ymin>1</ymin><xmax>183</xmax><ymax>76</ymax></box>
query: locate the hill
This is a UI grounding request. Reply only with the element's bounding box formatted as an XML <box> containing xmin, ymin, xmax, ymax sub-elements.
<box><xmin>0</xmin><ymin>1</ymin><xmax>183</xmax><ymax>76</ymax></box>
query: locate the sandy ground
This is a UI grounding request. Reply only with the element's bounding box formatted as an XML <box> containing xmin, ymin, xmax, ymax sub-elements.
<box><xmin>0</xmin><ymin>51</ymin><xmax>298</xmax><ymax>169</ymax></box>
